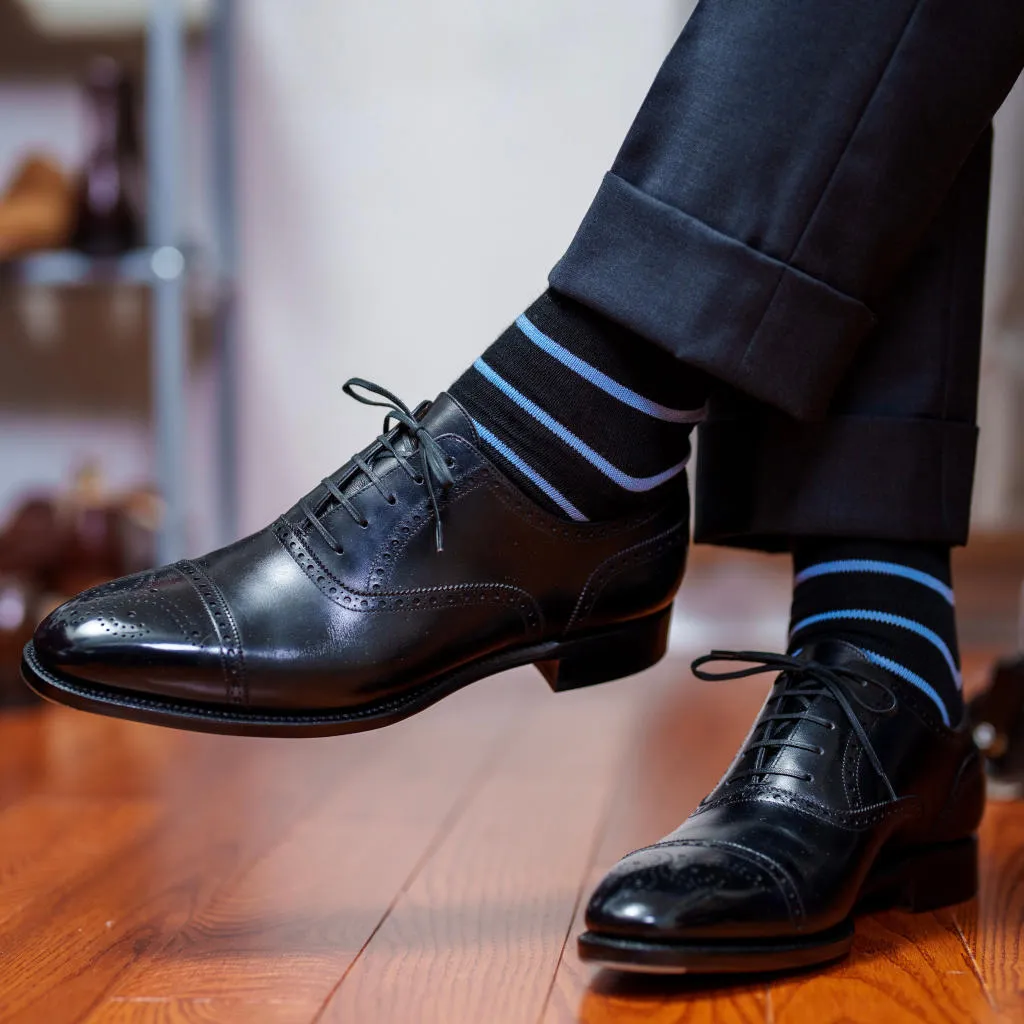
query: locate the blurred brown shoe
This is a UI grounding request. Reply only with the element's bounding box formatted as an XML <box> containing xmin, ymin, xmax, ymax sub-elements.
<box><xmin>0</xmin><ymin>466</ymin><xmax>159</xmax><ymax>591</ymax></box>
<box><xmin>0</xmin><ymin>154</ymin><xmax>74</xmax><ymax>259</ymax></box>
<box><xmin>0</xmin><ymin>574</ymin><xmax>43</xmax><ymax>708</ymax></box>
<box><xmin>0</xmin><ymin>468</ymin><xmax>159</xmax><ymax>708</ymax></box>
<box><xmin>968</xmin><ymin>654</ymin><xmax>1024</xmax><ymax>799</ymax></box>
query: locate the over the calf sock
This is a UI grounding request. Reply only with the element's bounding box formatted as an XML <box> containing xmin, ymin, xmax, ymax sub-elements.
<box><xmin>449</xmin><ymin>289</ymin><xmax>708</xmax><ymax>521</ymax></box>
<box><xmin>789</xmin><ymin>539</ymin><xmax>963</xmax><ymax>725</ymax></box>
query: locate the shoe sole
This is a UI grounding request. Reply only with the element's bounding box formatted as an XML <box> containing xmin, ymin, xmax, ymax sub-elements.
<box><xmin>577</xmin><ymin>834</ymin><xmax>977</xmax><ymax>975</ymax></box>
<box><xmin>20</xmin><ymin>605</ymin><xmax>671</xmax><ymax>737</ymax></box>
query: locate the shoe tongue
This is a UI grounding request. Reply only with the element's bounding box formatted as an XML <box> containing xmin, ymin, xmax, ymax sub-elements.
<box><xmin>797</xmin><ymin>639</ymin><xmax>891</xmax><ymax>686</ymax></box>
<box><xmin>416</xmin><ymin>391</ymin><xmax>478</xmax><ymax>439</ymax></box>
<box><xmin>799</xmin><ymin>639</ymin><xmax>868</xmax><ymax>669</ymax></box>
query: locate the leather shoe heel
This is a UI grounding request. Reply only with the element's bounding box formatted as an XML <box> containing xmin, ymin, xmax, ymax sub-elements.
<box><xmin>862</xmin><ymin>836</ymin><xmax>978</xmax><ymax>915</ymax></box>
<box><xmin>536</xmin><ymin>607</ymin><xmax>671</xmax><ymax>692</ymax></box>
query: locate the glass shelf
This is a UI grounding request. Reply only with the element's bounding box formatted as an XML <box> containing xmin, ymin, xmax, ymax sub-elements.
<box><xmin>0</xmin><ymin>246</ymin><xmax>190</xmax><ymax>287</ymax></box>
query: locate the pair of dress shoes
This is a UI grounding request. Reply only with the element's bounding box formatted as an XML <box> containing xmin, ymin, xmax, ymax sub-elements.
<box><xmin>22</xmin><ymin>382</ymin><xmax>983</xmax><ymax>975</ymax></box>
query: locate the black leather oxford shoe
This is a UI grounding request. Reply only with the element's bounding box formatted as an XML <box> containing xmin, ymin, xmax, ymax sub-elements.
<box><xmin>579</xmin><ymin>641</ymin><xmax>983</xmax><ymax>974</ymax></box>
<box><xmin>22</xmin><ymin>381</ymin><xmax>688</xmax><ymax>736</ymax></box>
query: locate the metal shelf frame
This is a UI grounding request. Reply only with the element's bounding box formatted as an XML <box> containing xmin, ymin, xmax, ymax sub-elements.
<box><xmin>146</xmin><ymin>0</ymin><xmax>238</xmax><ymax>562</ymax></box>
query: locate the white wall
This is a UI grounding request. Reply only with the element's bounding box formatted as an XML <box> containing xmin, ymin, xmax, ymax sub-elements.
<box><xmin>974</xmin><ymin>72</ymin><xmax>1024</xmax><ymax>530</ymax></box>
<box><xmin>234</xmin><ymin>2</ymin><xmax>1024</xmax><ymax>538</ymax></box>
<box><xmin>235</xmin><ymin>0</ymin><xmax>684</xmax><ymax>532</ymax></box>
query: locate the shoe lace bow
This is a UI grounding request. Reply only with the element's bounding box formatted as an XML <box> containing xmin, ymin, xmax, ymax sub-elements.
<box><xmin>299</xmin><ymin>378</ymin><xmax>456</xmax><ymax>555</ymax></box>
<box><xmin>691</xmin><ymin>649</ymin><xmax>899</xmax><ymax>800</ymax></box>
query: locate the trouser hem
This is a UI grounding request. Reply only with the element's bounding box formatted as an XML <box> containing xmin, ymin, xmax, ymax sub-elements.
<box><xmin>693</xmin><ymin>415</ymin><xmax>978</xmax><ymax>551</ymax></box>
<box><xmin>549</xmin><ymin>172</ymin><xmax>877</xmax><ymax>420</ymax></box>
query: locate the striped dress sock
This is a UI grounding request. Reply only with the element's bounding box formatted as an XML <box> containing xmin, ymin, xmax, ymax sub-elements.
<box><xmin>448</xmin><ymin>290</ymin><xmax>708</xmax><ymax>521</ymax></box>
<box><xmin>789</xmin><ymin>540</ymin><xmax>963</xmax><ymax>726</ymax></box>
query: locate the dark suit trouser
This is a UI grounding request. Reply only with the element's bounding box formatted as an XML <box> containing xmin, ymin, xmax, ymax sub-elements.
<box><xmin>548</xmin><ymin>0</ymin><xmax>1024</xmax><ymax>550</ymax></box>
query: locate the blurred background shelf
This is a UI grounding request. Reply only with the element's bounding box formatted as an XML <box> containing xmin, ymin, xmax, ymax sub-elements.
<box><xmin>0</xmin><ymin>244</ymin><xmax>211</xmax><ymax>287</ymax></box>
<box><xmin>0</xmin><ymin>0</ymin><xmax>202</xmax><ymax>78</ymax></box>
<box><xmin>0</xmin><ymin>0</ymin><xmax>238</xmax><ymax>563</ymax></box>
<box><xmin>14</xmin><ymin>0</ymin><xmax>209</xmax><ymax>37</ymax></box>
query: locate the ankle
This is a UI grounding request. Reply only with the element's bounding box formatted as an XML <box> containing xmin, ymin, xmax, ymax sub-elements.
<box><xmin>789</xmin><ymin>538</ymin><xmax>963</xmax><ymax>724</ymax></box>
<box><xmin>449</xmin><ymin>290</ymin><xmax>707</xmax><ymax>521</ymax></box>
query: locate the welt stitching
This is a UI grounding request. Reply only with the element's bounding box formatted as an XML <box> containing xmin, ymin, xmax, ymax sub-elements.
<box><xmin>566</xmin><ymin>523</ymin><xmax>686</xmax><ymax>632</ymax></box>
<box><xmin>173</xmin><ymin>562</ymin><xmax>231</xmax><ymax>703</ymax></box>
<box><xmin>178</xmin><ymin>561</ymin><xmax>248</xmax><ymax>705</ymax></box>
<box><xmin>841</xmin><ymin>731</ymin><xmax>858</xmax><ymax>810</ymax></box>
<box><xmin>695</xmin><ymin>788</ymin><xmax>920</xmax><ymax>829</ymax></box>
<box><xmin>850</xmin><ymin>740</ymin><xmax>866</xmax><ymax>810</ymax></box>
<box><xmin>275</xmin><ymin>522</ymin><xmax>542</xmax><ymax>633</ymax></box>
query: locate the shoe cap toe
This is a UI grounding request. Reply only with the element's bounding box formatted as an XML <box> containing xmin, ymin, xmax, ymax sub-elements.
<box><xmin>585</xmin><ymin>842</ymin><xmax>796</xmax><ymax>940</ymax></box>
<box><xmin>32</xmin><ymin>567</ymin><xmax>221</xmax><ymax>697</ymax></box>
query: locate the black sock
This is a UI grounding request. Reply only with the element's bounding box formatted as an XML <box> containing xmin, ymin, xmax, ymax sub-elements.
<box><xmin>789</xmin><ymin>539</ymin><xmax>963</xmax><ymax>725</ymax></box>
<box><xmin>448</xmin><ymin>290</ymin><xmax>708</xmax><ymax>521</ymax></box>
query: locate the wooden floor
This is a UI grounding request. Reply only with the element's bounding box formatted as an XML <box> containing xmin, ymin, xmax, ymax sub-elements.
<box><xmin>1</xmin><ymin>550</ymin><xmax>1023</xmax><ymax>1023</ymax></box>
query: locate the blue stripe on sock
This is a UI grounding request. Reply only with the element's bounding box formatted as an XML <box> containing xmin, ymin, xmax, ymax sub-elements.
<box><xmin>514</xmin><ymin>314</ymin><xmax>705</xmax><ymax>424</ymax></box>
<box><xmin>794</xmin><ymin>559</ymin><xmax>954</xmax><ymax>606</ymax></box>
<box><xmin>789</xmin><ymin>609</ymin><xmax>961</xmax><ymax>689</ymax></box>
<box><xmin>472</xmin><ymin>358</ymin><xmax>688</xmax><ymax>492</ymax></box>
<box><xmin>786</xmin><ymin>643</ymin><xmax>950</xmax><ymax>724</ymax></box>
<box><xmin>471</xmin><ymin>419</ymin><xmax>588</xmax><ymax>522</ymax></box>
<box><xmin>856</xmin><ymin>648</ymin><xmax>951</xmax><ymax>726</ymax></box>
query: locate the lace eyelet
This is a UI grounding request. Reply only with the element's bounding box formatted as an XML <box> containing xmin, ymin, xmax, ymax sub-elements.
<box><xmin>387</xmin><ymin>495</ymin><xmax>397</xmax><ymax>505</ymax></box>
<box><xmin>413</xmin><ymin>475</ymin><xmax>424</xmax><ymax>485</ymax></box>
<box><xmin>360</xmin><ymin>519</ymin><xmax>370</xmax><ymax>529</ymax></box>
<box><xmin>445</xmin><ymin>457</ymin><xmax>456</xmax><ymax>469</ymax></box>
<box><xmin>816</xmin><ymin>747</ymin><xmax>826</xmax><ymax>756</ymax></box>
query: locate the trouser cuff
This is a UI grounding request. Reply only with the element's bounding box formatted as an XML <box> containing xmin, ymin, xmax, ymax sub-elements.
<box><xmin>549</xmin><ymin>173</ymin><xmax>877</xmax><ymax>421</ymax></box>
<box><xmin>693</xmin><ymin>415</ymin><xmax>978</xmax><ymax>550</ymax></box>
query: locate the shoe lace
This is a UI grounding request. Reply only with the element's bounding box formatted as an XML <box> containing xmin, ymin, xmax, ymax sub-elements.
<box><xmin>299</xmin><ymin>378</ymin><xmax>456</xmax><ymax>555</ymax></box>
<box><xmin>691</xmin><ymin>650</ymin><xmax>899</xmax><ymax>800</ymax></box>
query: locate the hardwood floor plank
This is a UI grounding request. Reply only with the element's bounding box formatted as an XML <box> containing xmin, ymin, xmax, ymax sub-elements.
<box><xmin>571</xmin><ymin>973</ymin><xmax>769</xmax><ymax>1024</ymax></box>
<box><xmin>956</xmin><ymin>800</ymin><xmax>1024</xmax><ymax>1017</ymax></box>
<box><xmin>96</xmin><ymin>685</ymin><xmax>526</xmax><ymax>1007</ymax></box>
<box><xmin>769</xmin><ymin>908</ymin><xmax>1003</xmax><ymax>1023</ymax></box>
<box><xmin>318</xmin><ymin>676</ymin><xmax>645</xmax><ymax>1024</ymax></box>
<box><xmin>0</xmin><ymin>723</ymin><xmax>402</xmax><ymax>1022</ymax></box>
<box><xmin>542</xmin><ymin>664</ymin><xmax>771</xmax><ymax>1024</ymax></box>
<box><xmin>75</xmin><ymin>676</ymin><xmax>533</xmax><ymax>1023</ymax></box>
<box><xmin>0</xmin><ymin>796</ymin><xmax>157</xmax><ymax>929</ymax></box>
<box><xmin>83</xmin><ymin>998</ymin><xmax>312</xmax><ymax>1024</ymax></box>
<box><xmin>0</xmin><ymin>706</ymin><xmax>200</xmax><ymax>809</ymax></box>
